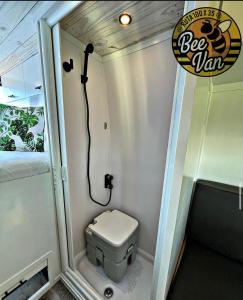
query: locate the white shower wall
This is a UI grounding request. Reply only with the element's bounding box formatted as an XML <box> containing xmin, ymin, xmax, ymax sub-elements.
<box><xmin>103</xmin><ymin>41</ymin><xmax>177</xmax><ymax>255</ymax></box>
<box><xmin>61</xmin><ymin>31</ymin><xmax>177</xmax><ymax>259</ymax></box>
<box><xmin>60</xmin><ymin>31</ymin><xmax>120</xmax><ymax>258</ymax></box>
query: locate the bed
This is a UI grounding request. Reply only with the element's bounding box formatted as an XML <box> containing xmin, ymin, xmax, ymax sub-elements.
<box><xmin>0</xmin><ymin>77</ymin><xmax>60</xmax><ymax>294</ymax></box>
<box><xmin>0</xmin><ymin>151</ymin><xmax>60</xmax><ymax>291</ymax></box>
<box><xmin>0</xmin><ymin>151</ymin><xmax>50</xmax><ymax>183</ymax></box>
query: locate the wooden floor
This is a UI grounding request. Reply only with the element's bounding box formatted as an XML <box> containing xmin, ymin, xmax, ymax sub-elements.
<box><xmin>40</xmin><ymin>281</ymin><xmax>75</xmax><ymax>300</ymax></box>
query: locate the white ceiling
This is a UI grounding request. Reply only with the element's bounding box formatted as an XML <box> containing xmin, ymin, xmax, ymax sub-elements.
<box><xmin>61</xmin><ymin>1</ymin><xmax>184</xmax><ymax>57</ymax></box>
<box><xmin>0</xmin><ymin>1</ymin><xmax>36</xmax><ymax>46</ymax></box>
<box><xmin>0</xmin><ymin>1</ymin><xmax>62</xmax><ymax>76</ymax></box>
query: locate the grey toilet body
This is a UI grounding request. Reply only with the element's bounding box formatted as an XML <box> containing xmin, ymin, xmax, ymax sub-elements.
<box><xmin>85</xmin><ymin>210</ymin><xmax>139</xmax><ymax>282</ymax></box>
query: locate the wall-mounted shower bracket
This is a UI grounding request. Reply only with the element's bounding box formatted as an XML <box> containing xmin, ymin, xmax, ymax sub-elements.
<box><xmin>63</xmin><ymin>59</ymin><xmax>73</xmax><ymax>72</ymax></box>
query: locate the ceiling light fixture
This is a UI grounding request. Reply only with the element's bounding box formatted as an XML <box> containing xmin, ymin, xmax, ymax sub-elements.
<box><xmin>119</xmin><ymin>13</ymin><xmax>132</xmax><ymax>26</ymax></box>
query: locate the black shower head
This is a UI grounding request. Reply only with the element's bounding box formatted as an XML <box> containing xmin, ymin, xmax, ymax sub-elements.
<box><xmin>85</xmin><ymin>43</ymin><xmax>94</xmax><ymax>54</ymax></box>
<box><xmin>81</xmin><ymin>43</ymin><xmax>94</xmax><ymax>84</ymax></box>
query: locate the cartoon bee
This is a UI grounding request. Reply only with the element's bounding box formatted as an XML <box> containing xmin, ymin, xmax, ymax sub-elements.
<box><xmin>200</xmin><ymin>20</ymin><xmax>231</xmax><ymax>53</ymax></box>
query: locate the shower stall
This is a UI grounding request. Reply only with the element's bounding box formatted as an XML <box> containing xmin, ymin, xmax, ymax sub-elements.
<box><xmin>39</xmin><ymin>1</ymin><xmax>195</xmax><ymax>299</ymax></box>
<box><xmin>53</xmin><ymin>2</ymin><xmax>184</xmax><ymax>299</ymax></box>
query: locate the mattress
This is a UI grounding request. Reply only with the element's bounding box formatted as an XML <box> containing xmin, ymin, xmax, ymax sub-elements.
<box><xmin>0</xmin><ymin>151</ymin><xmax>50</xmax><ymax>183</ymax></box>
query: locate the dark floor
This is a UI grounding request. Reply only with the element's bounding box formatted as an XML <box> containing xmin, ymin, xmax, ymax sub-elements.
<box><xmin>40</xmin><ymin>281</ymin><xmax>76</xmax><ymax>300</ymax></box>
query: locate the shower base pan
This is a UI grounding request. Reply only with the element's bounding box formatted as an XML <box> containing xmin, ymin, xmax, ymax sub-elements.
<box><xmin>75</xmin><ymin>251</ymin><xmax>153</xmax><ymax>300</ymax></box>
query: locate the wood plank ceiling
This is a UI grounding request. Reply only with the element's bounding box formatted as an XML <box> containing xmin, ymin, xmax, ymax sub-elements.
<box><xmin>61</xmin><ymin>1</ymin><xmax>184</xmax><ymax>56</ymax></box>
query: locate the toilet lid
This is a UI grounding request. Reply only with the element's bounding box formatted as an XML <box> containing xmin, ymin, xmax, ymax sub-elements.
<box><xmin>88</xmin><ymin>210</ymin><xmax>138</xmax><ymax>247</ymax></box>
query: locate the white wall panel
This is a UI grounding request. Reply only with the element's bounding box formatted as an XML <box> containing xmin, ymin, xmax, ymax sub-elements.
<box><xmin>103</xmin><ymin>40</ymin><xmax>177</xmax><ymax>255</ymax></box>
<box><xmin>199</xmin><ymin>82</ymin><xmax>243</xmax><ymax>185</ymax></box>
<box><xmin>61</xmin><ymin>31</ymin><xmax>120</xmax><ymax>257</ymax></box>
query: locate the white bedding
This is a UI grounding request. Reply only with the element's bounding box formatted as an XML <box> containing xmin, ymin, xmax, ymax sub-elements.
<box><xmin>0</xmin><ymin>151</ymin><xmax>50</xmax><ymax>183</ymax></box>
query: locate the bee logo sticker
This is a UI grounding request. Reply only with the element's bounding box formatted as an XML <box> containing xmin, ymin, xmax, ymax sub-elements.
<box><xmin>172</xmin><ymin>7</ymin><xmax>241</xmax><ymax>77</ymax></box>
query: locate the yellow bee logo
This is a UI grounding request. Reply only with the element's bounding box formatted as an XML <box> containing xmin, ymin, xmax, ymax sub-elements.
<box><xmin>172</xmin><ymin>7</ymin><xmax>242</xmax><ymax>76</ymax></box>
<box><xmin>201</xmin><ymin>20</ymin><xmax>231</xmax><ymax>53</ymax></box>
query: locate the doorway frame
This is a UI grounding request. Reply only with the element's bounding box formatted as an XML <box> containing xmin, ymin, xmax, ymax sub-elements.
<box><xmin>38</xmin><ymin>1</ymin><xmax>199</xmax><ymax>299</ymax></box>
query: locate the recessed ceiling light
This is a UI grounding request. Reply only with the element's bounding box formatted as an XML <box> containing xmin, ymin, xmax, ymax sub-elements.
<box><xmin>119</xmin><ymin>13</ymin><xmax>132</xmax><ymax>26</ymax></box>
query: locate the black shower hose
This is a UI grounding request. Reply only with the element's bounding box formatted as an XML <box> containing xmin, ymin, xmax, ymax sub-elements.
<box><xmin>83</xmin><ymin>83</ymin><xmax>112</xmax><ymax>206</ymax></box>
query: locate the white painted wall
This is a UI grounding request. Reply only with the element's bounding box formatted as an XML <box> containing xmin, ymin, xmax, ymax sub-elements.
<box><xmin>199</xmin><ymin>82</ymin><xmax>243</xmax><ymax>185</ymax></box>
<box><xmin>103</xmin><ymin>41</ymin><xmax>177</xmax><ymax>256</ymax></box>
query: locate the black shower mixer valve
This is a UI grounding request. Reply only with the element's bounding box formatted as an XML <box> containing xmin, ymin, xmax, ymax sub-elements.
<box><xmin>105</xmin><ymin>174</ymin><xmax>113</xmax><ymax>189</ymax></box>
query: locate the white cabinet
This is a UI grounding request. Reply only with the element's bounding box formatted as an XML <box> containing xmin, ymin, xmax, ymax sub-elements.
<box><xmin>1</xmin><ymin>64</ymin><xmax>26</xmax><ymax>102</ymax></box>
<box><xmin>1</xmin><ymin>54</ymin><xmax>43</xmax><ymax>104</ymax></box>
<box><xmin>23</xmin><ymin>54</ymin><xmax>43</xmax><ymax>97</ymax></box>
